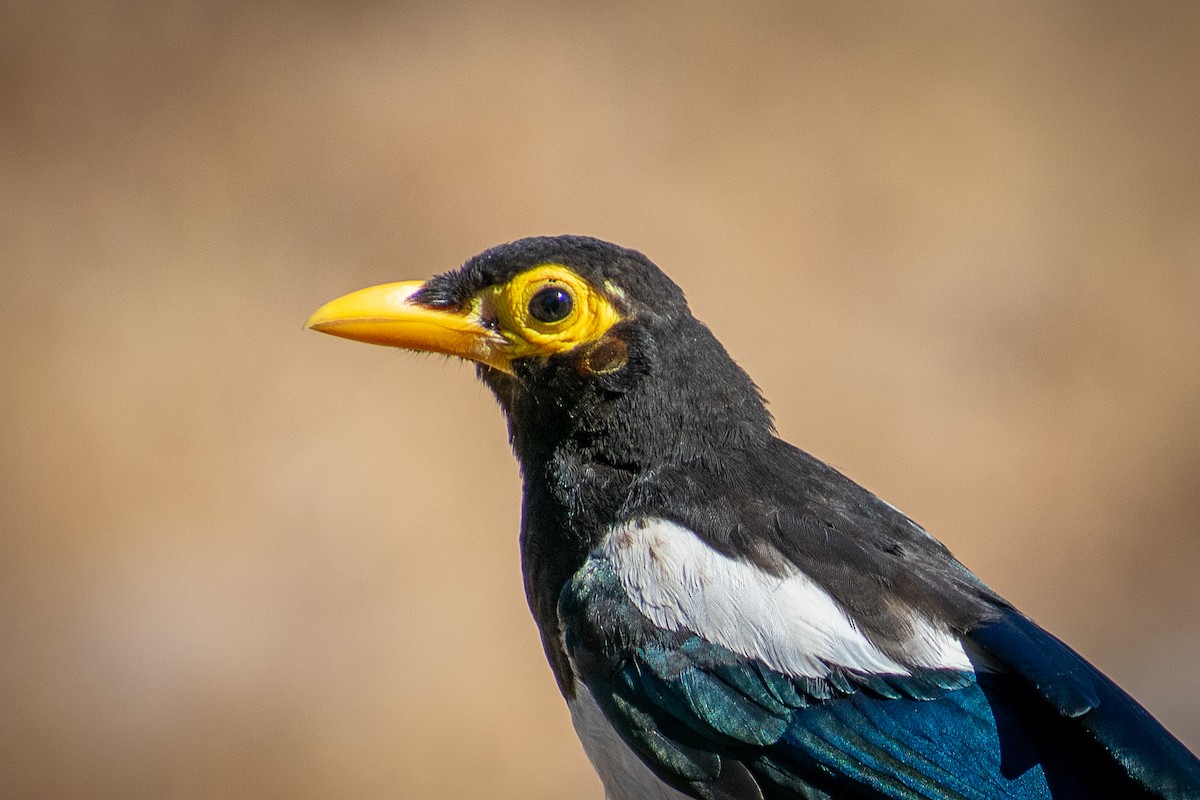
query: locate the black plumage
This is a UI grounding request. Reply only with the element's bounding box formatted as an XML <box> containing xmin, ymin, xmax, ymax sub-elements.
<box><xmin>310</xmin><ymin>235</ymin><xmax>1200</xmax><ymax>799</ymax></box>
<box><xmin>418</xmin><ymin>237</ymin><xmax>998</xmax><ymax>690</ymax></box>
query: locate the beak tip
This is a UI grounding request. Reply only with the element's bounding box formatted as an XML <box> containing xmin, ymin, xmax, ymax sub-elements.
<box><xmin>305</xmin><ymin>281</ymin><xmax>427</xmax><ymax>335</ymax></box>
<box><xmin>305</xmin><ymin>315</ymin><xmax>347</xmax><ymax>337</ymax></box>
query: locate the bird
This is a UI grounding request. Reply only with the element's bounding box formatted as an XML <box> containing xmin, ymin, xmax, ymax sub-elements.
<box><xmin>306</xmin><ymin>235</ymin><xmax>1200</xmax><ymax>800</ymax></box>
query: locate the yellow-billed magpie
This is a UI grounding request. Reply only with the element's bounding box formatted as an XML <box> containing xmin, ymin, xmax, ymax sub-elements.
<box><xmin>308</xmin><ymin>236</ymin><xmax>1200</xmax><ymax>800</ymax></box>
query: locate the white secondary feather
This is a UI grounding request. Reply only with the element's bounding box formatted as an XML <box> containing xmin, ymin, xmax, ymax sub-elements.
<box><xmin>568</xmin><ymin>684</ymin><xmax>694</xmax><ymax>800</ymax></box>
<box><xmin>598</xmin><ymin>517</ymin><xmax>972</xmax><ymax>678</ymax></box>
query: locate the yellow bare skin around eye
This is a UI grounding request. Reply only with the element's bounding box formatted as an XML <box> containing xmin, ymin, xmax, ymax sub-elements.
<box><xmin>485</xmin><ymin>265</ymin><xmax>623</xmax><ymax>360</ymax></box>
<box><xmin>306</xmin><ymin>264</ymin><xmax>624</xmax><ymax>375</ymax></box>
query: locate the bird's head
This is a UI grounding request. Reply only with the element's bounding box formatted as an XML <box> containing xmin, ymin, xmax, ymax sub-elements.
<box><xmin>307</xmin><ymin>235</ymin><xmax>773</xmax><ymax>467</ymax></box>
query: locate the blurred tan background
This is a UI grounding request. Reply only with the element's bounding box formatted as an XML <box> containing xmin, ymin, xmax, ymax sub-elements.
<box><xmin>3</xmin><ymin>2</ymin><xmax>1199</xmax><ymax>798</ymax></box>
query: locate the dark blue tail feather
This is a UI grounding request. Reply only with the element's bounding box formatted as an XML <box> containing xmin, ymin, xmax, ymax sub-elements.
<box><xmin>969</xmin><ymin>611</ymin><xmax>1200</xmax><ymax>799</ymax></box>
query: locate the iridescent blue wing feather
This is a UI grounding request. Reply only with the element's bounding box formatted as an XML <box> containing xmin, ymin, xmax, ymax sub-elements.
<box><xmin>968</xmin><ymin>612</ymin><xmax>1200</xmax><ymax>799</ymax></box>
<box><xmin>562</xmin><ymin>555</ymin><xmax>1200</xmax><ymax>800</ymax></box>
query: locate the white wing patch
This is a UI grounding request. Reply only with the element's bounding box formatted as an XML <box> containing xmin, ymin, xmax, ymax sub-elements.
<box><xmin>599</xmin><ymin>517</ymin><xmax>972</xmax><ymax>678</ymax></box>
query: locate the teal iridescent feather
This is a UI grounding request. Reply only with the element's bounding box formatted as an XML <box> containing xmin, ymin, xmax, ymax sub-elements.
<box><xmin>561</xmin><ymin>551</ymin><xmax>1200</xmax><ymax>799</ymax></box>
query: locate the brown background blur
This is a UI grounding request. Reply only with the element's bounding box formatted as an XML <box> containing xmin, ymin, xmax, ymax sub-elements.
<box><xmin>3</xmin><ymin>2</ymin><xmax>1199</xmax><ymax>798</ymax></box>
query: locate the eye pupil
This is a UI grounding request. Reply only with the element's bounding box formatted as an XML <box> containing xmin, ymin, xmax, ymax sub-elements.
<box><xmin>529</xmin><ymin>285</ymin><xmax>573</xmax><ymax>323</ymax></box>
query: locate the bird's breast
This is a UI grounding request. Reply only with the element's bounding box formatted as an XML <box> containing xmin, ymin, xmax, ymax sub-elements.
<box><xmin>567</xmin><ymin>682</ymin><xmax>695</xmax><ymax>800</ymax></box>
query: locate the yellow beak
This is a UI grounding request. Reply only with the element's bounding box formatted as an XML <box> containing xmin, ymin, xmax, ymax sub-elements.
<box><xmin>306</xmin><ymin>281</ymin><xmax>513</xmax><ymax>373</ymax></box>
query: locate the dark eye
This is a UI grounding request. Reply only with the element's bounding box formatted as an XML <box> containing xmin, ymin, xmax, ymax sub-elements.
<box><xmin>528</xmin><ymin>285</ymin><xmax>573</xmax><ymax>323</ymax></box>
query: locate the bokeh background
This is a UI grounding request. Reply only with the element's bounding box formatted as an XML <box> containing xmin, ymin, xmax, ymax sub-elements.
<box><xmin>3</xmin><ymin>2</ymin><xmax>1199</xmax><ymax>798</ymax></box>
